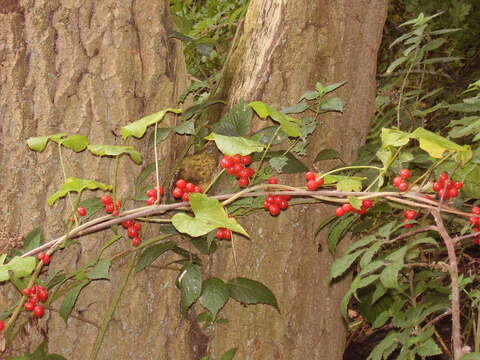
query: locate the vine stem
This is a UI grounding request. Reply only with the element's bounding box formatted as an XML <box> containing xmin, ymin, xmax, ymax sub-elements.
<box><xmin>251</xmin><ymin>127</ymin><xmax>281</xmax><ymax>183</ymax></box>
<box><xmin>154</xmin><ymin>122</ymin><xmax>161</xmax><ymax>204</ymax></box>
<box><xmin>432</xmin><ymin>210</ymin><xmax>463</xmax><ymax>360</ymax></box>
<box><xmin>58</xmin><ymin>143</ymin><xmax>78</xmax><ymax>226</ymax></box>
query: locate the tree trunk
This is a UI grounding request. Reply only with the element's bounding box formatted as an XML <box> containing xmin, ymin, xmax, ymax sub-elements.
<box><xmin>0</xmin><ymin>0</ymin><xmax>188</xmax><ymax>358</ymax></box>
<box><xmin>207</xmin><ymin>1</ymin><xmax>388</xmax><ymax>359</ymax></box>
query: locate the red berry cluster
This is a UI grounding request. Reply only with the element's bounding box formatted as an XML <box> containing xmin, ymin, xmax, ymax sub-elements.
<box><xmin>101</xmin><ymin>195</ymin><xmax>121</xmax><ymax>216</ymax></box>
<box><xmin>469</xmin><ymin>207</ymin><xmax>480</xmax><ymax>244</ymax></box>
<box><xmin>432</xmin><ymin>173</ymin><xmax>462</xmax><ymax>200</ymax></box>
<box><xmin>77</xmin><ymin>206</ymin><xmax>87</xmax><ymax>217</ymax></box>
<box><xmin>403</xmin><ymin>209</ymin><xmax>418</xmax><ymax>228</ymax></box>
<box><xmin>38</xmin><ymin>252</ymin><xmax>51</xmax><ymax>265</ymax></box>
<box><xmin>146</xmin><ymin>185</ymin><xmax>165</xmax><ymax>205</ymax></box>
<box><xmin>23</xmin><ymin>285</ymin><xmax>47</xmax><ymax>318</ymax></box>
<box><xmin>122</xmin><ymin>220</ymin><xmax>142</xmax><ymax>247</ymax></box>
<box><xmin>220</xmin><ymin>154</ymin><xmax>254</xmax><ymax>188</ymax></box>
<box><xmin>392</xmin><ymin>169</ymin><xmax>411</xmax><ymax>192</ymax></box>
<box><xmin>305</xmin><ymin>172</ymin><xmax>325</xmax><ymax>191</ymax></box>
<box><xmin>215</xmin><ymin>228</ymin><xmax>232</xmax><ymax>240</ymax></box>
<box><xmin>335</xmin><ymin>199</ymin><xmax>374</xmax><ymax>217</ymax></box>
<box><xmin>263</xmin><ymin>194</ymin><xmax>291</xmax><ymax>216</ymax></box>
<box><xmin>0</xmin><ymin>320</ymin><xmax>4</xmax><ymax>331</ymax></box>
<box><xmin>172</xmin><ymin>179</ymin><xmax>202</xmax><ymax>201</ymax></box>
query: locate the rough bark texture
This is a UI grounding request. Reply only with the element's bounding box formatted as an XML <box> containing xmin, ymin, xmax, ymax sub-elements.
<box><xmin>206</xmin><ymin>1</ymin><xmax>388</xmax><ymax>359</ymax></box>
<box><xmin>0</xmin><ymin>0</ymin><xmax>189</xmax><ymax>358</ymax></box>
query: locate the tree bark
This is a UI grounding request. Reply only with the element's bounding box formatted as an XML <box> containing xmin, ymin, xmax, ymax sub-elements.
<box><xmin>207</xmin><ymin>1</ymin><xmax>388</xmax><ymax>359</ymax></box>
<box><xmin>0</xmin><ymin>0</ymin><xmax>188</xmax><ymax>358</ymax></box>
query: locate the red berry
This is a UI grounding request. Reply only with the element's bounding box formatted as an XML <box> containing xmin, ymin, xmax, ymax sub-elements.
<box><xmin>342</xmin><ymin>204</ymin><xmax>353</xmax><ymax>213</ymax></box>
<box><xmin>116</xmin><ymin>200</ymin><xmax>122</xmax><ymax>209</ymax></box>
<box><xmin>403</xmin><ymin>223</ymin><xmax>414</xmax><ymax>229</ymax></box>
<box><xmin>473</xmin><ymin>237</ymin><xmax>480</xmax><ymax>245</ymax></box>
<box><xmin>223</xmin><ymin>229</ymin><xmax>232</xmax><ymax>240</ymax></box>
<box><xmin>307</xmin><ymin>180</ymin><xmax>318</xmax><ymax>191</ymax></box>
<box><xmin>133</xmin><ymin>223</ymin><xmax>142</xmax><ymax>231</ymax></box>
<box><xmin>182</xmin><ymin>192</ymin><xmax>189</xmax><ymax>202</ymax></box>
<box><xmin>238</xmin><ymin>177</ymin><xmax>249</xmax><ymax>187</ymax></box>
<box><xmin>101</xmin><ymin>195</ymin><xmax>113</xmax><ymax>205</ymax></box>
<box><xmin>122</xmin><ymin>220</ymin><xmax>134</xmax><ymax>229</ymax></box>
<box><xmin>28</xmin><ymin>295</ymin><xmax>38</xmax><ymax>305</ymax></box>
<box><xmin>77</xmin><ymin>206</ymin><xmax>87</xmax><ymax>217</ymax></box>
<box><xmin>239</xmin><ymin>168</ymin><xmax>250</xmax><ymax>178</ymax></box>
<box><xmin>335</xmin><ymin>207</ymin><xmax>345</xmax><ymax>217</ymax></box>
<box><xmin>185</xmin><ymin>183</ymin><xmax>195</xmax><ymax>193</ymax></box>
<box><xmin>269</xmin><ymin>204</ymin><xmax>281</xmax><ymax>216</ymax></box>
<box><xmin>39</xmin><ymin>253</ymin><xmax>50</xmax><ymax>265</ymax></box>
<box><xmin>146</xmin><ymin>189</ymin><xmax>157</xmax><ymax>198</ymax></box>
<box><xmin>112</xmin><ymin>209</ymin><xmax>119</xmax><ymax>217</ymax></box>
<box><xmin>233</xmin><ymin>164</ymin><xmax>244</xmax><ymax>176</ymax></box>
<box><xmin>362</xmin><ymin>199</ymin><xmax>374</xmax><ymax>209</ymax></box>
<box><xmin>472</xmin><ymin>207</ymin><xmax>480</xmax><ymax>215</ymax></box>
<box><xmin>176</xmin><ymin>179</ymin><xmax>187</xmax><ymax>189</ymax></box>
<box><xmin>305</xmin><ymin>172</ymin><xmax>316</xmax><ymax>181</ymax></box>
<box><xmin>316</xmin><ymin>177</ymin><xmax>325</xmax><ymax>186</ymax></box>
<box><xmin>263</xmin><ymin>200</ymin><xmax>271</xmax><ymax>209</ymax></box>
<box><xmin>266</xmin><ymin>195</ymin><xmax>275</xmax><ymax>203</ymax></box>
<box><xmin>105</xmin><ymin>203</ymin><xmax>115</xmax><ymax>213</ymax></box>
<box><xmin>127</xmin><ymin>227</ymin><xmax>139</xmax><ymax>238</ymax></box>
<box><xmin>393</xmin><ymin>176</ymin><xmax>404</xmax><ymax>187</ymax></box>
<box><xmin>37</xmin><ymin>290</ymin><xmax>48</xmax><ymax>302</ymax></box>
<box><xmin>172</xmin><ymin>187</ymin><xmax>183</xmax><ymax>199</ymax></box>
<box><xmin>398</xmin><ymin>182</ymin><xmax>409</xmax><ymax>192</ymax></box>
<box><xmin>432</xmin><ymin>182</ymin><xmax>442</xmax><ymax>192</ymax></box>
<box><xmin>131</xmin><ymin>237</ymin><xmax>141</xmax><ymax>247</ymax></box>
<box><xmin>245</xmin><ymin>168</ymin><xmax>255</xmax><ymax>178</ymax></box>
<box><xmin>194</xmin><ymin>185</ymin><xmax>202</xmax><ymax>193</ymax></box>
<box><xmin>215</xmin><ymin>229</ymin><xmax>224</xmax><ymax>239</ymax></box>
<box><xmin>469</xmin><ymin>217</ymin><xmax>480</xmax><ymax>225</ymax></box>
<box><xmin>268</xmin><ymin>177</ymin><xmax>278</xmax><ymax>184</ymax></box>
<box><xmin>279</xmin><ymin>200</ymin><xmax>289</xmax><ymax>210</ymax></box>
<box><xmin>455</xmin><ymin>181</ymin><xmax>463</xmax><ymax>189</ymax></box>
<box><xmin>146</xmin><ymin>197</ymin><xmax>156</xmax><ymax>206</ymax></box>
<box><xmin>33</xmin><ymin>305</ymin><xmax>44</xmax><ymax>318</ymax></box>
<box><xmin>404</xmin><ymin>209</ymin><xmax>417</xmax><ymax>220</ymax></box>
<box><xmin>226</xmin><ymin>166</ymin><xmax>237</xmax><ymax>175</ymax></box>
<box><xmin>38</xmin><ymin>252</ymin><xmax>45</xmax><ymax>261</ymax></box>
<box><xmin>233</xmin><ymin>154</ymin><xmax>242</xmax><ymax>164</ymax></box>
<box><xmin>220</xmin><ymin>156</ymin><xmax>234</xmax><ymax>169</ymax></box>
<box><xmin>399</xmin><ymin>169</ymin><xmax>411</xmax><ymax>180</ymax></box>
<box><xmin>24</xmin><ymin>302</ymin><xmax>34</xmax><ymax>311</ymax></box>
<box><xmin>281</xmin><ymin>194</ymin><xmax>291</xmax><ymax>201</ymax></box>
<box><xmin>439</xmin><ymin>172</ymin><xmax>449</xmax><ymax>182</ymax></box>
<box><xmin>448</xmin><ymin>188</ymin><xmax>458</xmax><ymax>198</ymax></box>
<box><xmin>240</xmin><ymin>155</ymin><xmax>252</xmax><ymax>165</ymax></box>
<box><xmin>0</xmin><ymin>320</ymin><xmax>4</xmax><ymax>331</ymax></box>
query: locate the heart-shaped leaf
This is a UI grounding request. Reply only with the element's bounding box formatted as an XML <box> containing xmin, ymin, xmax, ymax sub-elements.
<box><xmin>88</xmin><ymin>144</ymin><xmax>143</xmax><ymax>164</ymax></box>
<box><xmin>249</xmin><ymin>101</ymin><xmax>302</xmax><ymax>137</ymax></box>
<box><xmin>205</xmin><ymin>133</ymin><xmax>265</xmax><ymax>156</ymax></box>
<box><xmin>27</xmin><ymin>133</ymin><xmax>67</xmax><ymax>152</ymax></box>
<box><xmin>60</xmin><ymin>135</ymin><xmax>89</xmax><ymax>152</ymax></box>
<box><xmin>120</xmin><ymin>108</ymin><xmax>181</xmax><ymax>139</ymax></box>
<box><xmin>0</xmin><ymin>256</ymin><xmax>36</xmax><ymax>282</ymax></box>
<box><xmin>48</xmin><ymin>177</ymin><xmax>112</xmax><ymax>206</ymax></box>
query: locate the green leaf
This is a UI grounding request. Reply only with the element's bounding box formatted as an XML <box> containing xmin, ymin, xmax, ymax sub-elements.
<box><xmin>135</xmin><ymin>161</ymin><xmax>161</xmax><ymax>187</ymax></box>
<box><xmin>422</xmin><ymin>56</ymin><xmax>462</xmax><ymax>64</ymax></box>
<box><xmin>179</xmin><ymin>264</ymin><xmax>203</xmax><ymax>311</ymax></box>
<box><xmin>205</xmin><ymin>133</ymin><xmax>265</xmax><ymax>156</ymax></box>
<box><xmin>199</xmin><ymin>277</ymin><xmax>230</xmax><ymax>318</ymax></box>
<box><xmin>78</xmin><ymin>197</ymin><xmax>104</xmax><ymax>219</ymax></box>
<box><xmin>330</xmin><ymin>249</ymin><xmax>365</xmax><ymax>280</ymax></box>
<box><xmin>381</xmin><ymin>128</ymin><xmax>411</xmax><ymax>147</ymax></box>
<box><xmin>299</xmin><ymin>90</ymin><xmax>320</xmax><ymax>101</ymax></box>
<box><xmin>386</xmin><ymin>57</ymin><xmax>407</xmax><ymax>74</ymax></box>
<box><xmin>220</xmin><ymin>348</ymin><xmax>238</xmax><ymax>360</ymax></box>
<box><xmin>346</xmin><ymin>235</ymin><xmax>377</xmax><ymax>254</ymax></box>
<box><xmin>327</xmin><ymin>215</ymin><xmax>358</xmax><ymax>254</ymax></box>
<box><xmin>26</xmin><ymin>133</ymin><xmax>67</xmax><ymax>152</ymax></box>
<box><xmin>120</xmin><ymin>108</ymin><xmax>181</xmax><ymax>139</ymax></box>
<box><xmin>324</xmin><ymin>175</ymin><xmax>365</xmax><ymax>192</ymax></box>
<box><xmin>249</xmin><ymin>101</ymin><xmax>302</xmax><ymax>137</ymax></box>
<box><xmin>250</xmin><ymin>126</ymin><xmax>288</xmax><ymax>145</ymax></box>
<box><xmin>60</xmin><ymin>135</ymin><xmax>89</xmax><ymax>152</ymax></box>
<box><xmin>228</xmin><ymin>277</ymin><xmax>279</xmax><ymax>311</ymax></box>
<box><xmin>269</xmin><ymin>156</ymin><xmax>288</xmax><ymax>173</ymax></box>
<box><xmin>148</xmin><ymin>127</ymin><xmax>172</xmax><ymax>146</ymax></box>
<box><xmin>367</xmin><ymin>331</ymin><xmax>399</xmax><ymax>360</ymax></box>
<box><xmin>461</xmin><ymin>353</ymin><xmax>480</xmax><ymax>360</ymax></box>
<box><xmin>135</xmin><ymin>241</ymin><xmax>176</xmax><ymax>273</ymax></box>
<box><xmin>213</xmin><ymin>99</ymin><xmax>252</xmax><ymax>136</ymax></box>
<box><xmin>416</xmin><ymin>337</ymin><xmax>442</xmax><ymax>356</ymax></box>
<box><xmin>324</xmin><ymin>81</ymin><xmax>347</xmax><ymax>94</ymax></box>
<box><xmin>172</xmin><ymin>193</ymin><xmax>249</xmax><ymax>237</ymax></box>
<box><xmin>191</xmin><ymin>235</ymin><xmax>218</xmax><ymax>255</ymax></box>
<box><xmin>87</xmin><ymin>144</ymin><xmax>143</xmax><ymax>164</ymax></box>
<box><xmin>348</xmin><ymin>195</ymin><xmax>362</xmax><ymax>210</ymax></box>
<box><xmin>315</xmin><ymin>149</ymin><xmax>342</xmax><ymax>162</ymax></box>
<box><xmin>175</xmin><ymin>120</ymin><xmax>195</xmax><ymax>135</ymax></box>
<box><xmin>23</xmin><ymin>228</ymin><xmax>44</xmax><ymax>253</ymax></box>
<box><xmin>59</xmin><ymin>280</ymin><xmax>90</xmax><ymax>324</ymax></box>
<box><xmin>48</xmin><ymin>177</ymin><xmax>112</xmax><ymax>206</ymax></box>
<box><xmin>282</xmin><ymin>102</ymin><xmax>309</xmax><ymax>114</ymax></box>
<box><xmin>319</xmin><ymin>97</ymin><xmax>344</xmax><ymax>112</ymax></box>
<box><xmin>88</xmin><ymin>259</ymin><xmax>111</xmax><ymax>280</ymax></box>
<box><xmin>0</xmin><ymin>256</ymin><xmax>36</xmax><ymax>282</ymax></box>
<box><xmin>379</xmin><ymin>262</ymin><xmax>403</xmax><ymax>289</ymax></box>
<box><xmin>252</xmin><ymin>151</ymin><xmax>308</xmax><ymax>173</ymax></box>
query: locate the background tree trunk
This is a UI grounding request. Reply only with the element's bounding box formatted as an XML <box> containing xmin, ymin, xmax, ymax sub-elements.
<box><xmin>206</xmin><ymin>1</ymin><xmax>388</xmax><ymax>359</ymax></box>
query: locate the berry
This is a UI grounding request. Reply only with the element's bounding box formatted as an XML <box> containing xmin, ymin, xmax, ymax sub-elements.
<box><xmin>146</xmin><ymin>197</ymin><xmax>156</xmax><ymax>206</ymax></box>
<box><xmin>240</xmin><ymin>155</ymin><xmax>252</xmax><ymax>166</ymax></box>
<box><xmin>172</xmin><ymin>187</ymin><xmax>183</xmax><ymax>199</ymax></box>
<box><xmin>23</xmin><ymin>288</ymin><xmax>32</xmax><ymax>296</ymax></box>
<box><xmin>263</xmin><ymin>200</ymin><xmax>271</xmax><ymax>209</ymax></box>
<box><xmin>448</xmin><ymin>188</ymin><xmax>458</xmax><ymax>198</ymax></box>
<box><xmin>215</xmin><ymin>228</ymin><xmax>225</xmax><ymax>239</ymax></box>
<box><xmin>268</xmin><ymin>177</ymin><xmax>278</xmax><ymax>184</ymax></box>
<box><xmin>122</xmin><ymin>220</ymin><xmax>134</xmax><ymax>229</ymax></box>
<box><xmin>28</xmin><ymin>295</ymin><xmax>38</xmax><ymax>305</ymax></box>
<box><xmin>398</xmin><ymin>182</ymin><xmax>409</xmax><ymax>192</ymax></box>
<box><xmin>146</xmin><ymin>189</ymin><xmax>157</xmax><ymax>198</ymax></box>
<box><xmin>116</xmin><ymin>200</ymin><xmax>122</xmax><ymax>209</ymax></box>
<box><xmin>393</xmin><ymin>176</ymin><xmax>404</xmax><ymax>187</ymax></box>
<box><xmin>399</xmin><ymin>169</ymin><xmax>411</xmax><ymax>180</ymax></box>
<box><xmin>182</xmin><ymin>192</ymin><xmax>189</xmax><ymax>202</ymax></box>
<box><xmin>220</xmin><ymin>156</ymin><xmax>234</xmax><ymax>169</ymax></box>
<box><xmin>469</xmin><ymin>217</ymin><xmax>480</xmax><ymax>225</ymax></box>
<box><xmin>185</xmin><ymin>183</ymin><xmax>195</xmax><ymax>193</ymax></box>
<box><xmin>362</xmin><ymin>199</ymin><xmax>373</xmax><ymax>209</ymax></box>
<box><xmin>439</xmin><ymin>172</ymin><xmax>449</xmax><ymax>182</ymax></box>
<box><xmin>77</xmin><ymin>206</ymin><xmax>87</xmax><ymax>217</ymax></box>
<box><xmin>105</xmin><ymin>203</ymin><xmax>115</xmax><ymax>213</ymax></box>
<box><xmin>127</xmin><ymin>227</ymin><xmax>139</xmax><ymax>238</ymax></box>
<box><xmin>131</xmin><ymin>237</ymin><xmax>141</xmax><ymax>247</ymax></box>
<box><xmin>279</xmin><ymin>200</ymin><xmax>289</xmax><ymax>210</ymax></box>
<box><xmin>472</xmin><ymin>207</ymin><xmax>480</xmax><ymax>215</ymax></box>
<box><xmin>226</xmin><ymin>166</ymin><xmax>237</xmax><ymax>175</ymax></box>
<box><xmin>33</xmin><ymin>305</ymin><xmax>44</xmax><ymax>318</ymax></box>
<box><xmin>305</xmin><ymin>172</ymin><xmax>316</xmax><ymax>181</ymax></box>
<box><xmin>239</xmin><ymin>168</ymin><xmax>250</xmax><ymax>178</ymax></box>
<box><xmin>101</xmin><ymin>195</ymin><xmax>113</xmax><ymax>205</ymax></box>
<box><xmin>37</xmin><ymin>290</ymin><xmax>48</xmax><ymax>302</ymax></box>
<box><xmin>245</xmin><ymin>168</ymin><xmax>255</xmax><ymax>178</ymax></box>
<box><xmin>307</xmin><ymin>180</ymin><xmax>318</xmax><ymax>191</ymax></box>
<box><xmin>24</xmin><ymin>302</ymin><xmax>34</xmax><ymax>311</ymax></box>
<box><xmin>194</xmin><ymin>185</ymin><xmax>202</xmax><ymax>193</ymax></box>
<box><xmin>455</xmin><ymin>181</ymin><xmax>463</xmax><ymax>189</ymax></box>
<box><xmin>342</xmin><ymin>204</ymin><xmax>353</xmax><ymax>213</ymax></box>
<box><xmin>0</xmin><ymin>320</ymin><xmax>4</xmax><ymax>331</ymax></box>
<box><xmin>133</xmin><ymin>223</ymin><xmax>142</xmax><ymax>231</ymax></box>
<box><xmin>432</xmin><ymin>182</ymin><xmax>442</xmax><ymax>192</ymax></box>
<box><xmin>268</xmin><ymin>204</ymin><xmax>281</xmax><ymax>216</ymax></box>
<box><xmin>233</xmin><ymin>154</ymin><xmax>242</xmax><ymax>163</ymax></box>
<box><xmin>316</xmin><ymin>177</ymin><xmax>325</xmax><ymax>186</ymax></box>
<box><xmin>335</xmin><ymin>207</ymin><xmax>345</xmax><ymax>217</ymax></box>
<box><xmin>41</xmin><ymin>254</ymin><xmax>50</xmax><ymax>265</ymax></box>
<box><xmin>176</xmin><ymin>179</ymin><xmax>187</xmax><ymax>189</ymax></box>
<box><xmin>238</xmin><ymin>177</ymin><xmax>249</xmax><ymax>187</ymax></box>
<box><xmin>404</xmin><ymin>209</ymin><xmax>417</xmax><ymax>220</ymax></box>
<box><xmin>403</xmin><ymin>223</ymin><xmax>414</xmax><ymax>229</ymax></box>
<box><xmin>112</xmin><ymin>209</ymin><xmax>119</xmax><ymax>217</ymax></box>
<box><xmin>232</xmin><ymin>164</ymin><xmax>243</xmax><ymax>176</ymax></box>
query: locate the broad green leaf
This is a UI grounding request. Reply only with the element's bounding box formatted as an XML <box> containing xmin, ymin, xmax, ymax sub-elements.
<box><xmin>205</xmin><ymin>133</ymin><xmax>265</xmax><ymax>156</ymax></box>
<box><xmin>381</xmin><ymin>128</ymin><xmax>410</xmax><ymax>147</ymax></box>
<box><xmin>87</xmin><ymin>144</ymin><xmax>142</xmax><ymax>164</ymax></box>
<box><xmin>48</xmin><ymin>177</ymin><xmax>112</xmax><ymax>206</ymax></box>
<box><xmin>346</xmin><ymin>235</ymin><xmax>377</xmax><ymax>254</ymax></box>
<box><xmin>199</xmin><ymin>277</ymin><xmax>230</xmax><ymax>318</ymax></box>
<box><xmin>135</xmin><ymin>241</ymin><xmax>176</xmax><ymax>272</ymax></box>
<box><xmin>416</xmin><ymin>337</ymin><xmax>442</xmax><ymax>356</ymax></box>
<box><xmin>179</xmin><ymin>264</ymin><xmax>203</xmax><ymax>311</ymax></box>
<box><xmin>315</xmin><ymin>149</ymin><xmax>341</xmax><ymax>162</ymax></box>
<box><xmin>422</xmin><ymin>56</ymin><xmax>462</xmax><ymax>64</ymax></box>
<box><xmin>299</xmin><ymin>90</ymin><xmax>320</xmax><ymax>101</ymax></box>
<box><xmin>367</xmin><ymin>331</ymin><xmax>399</xmax><ymax>360</ymax></box>
<box><xmin>269</xmin><ymin>156</ymin><xmax>288</xmax><ymax>173</ymax></box>
<box><xmin>250</xmin><ymin>126</ymin><xmax>288</xmax><ymax>145</ymax></box>
<box><xmin>23</xmin><ymin>228</ymin><xmax>44</xmax><ymax>253</ymax></box>
<box><xmin>180</xmin><ymin>99</ymin><xmax>223</xmax><ymax>121</ymax></box>
<box><xmin>324</xmin><ymin>81</ymin><xmax>347</xmax><ymax>94</ymax></box>
<box><xmin>461</xmin><ymin>354</ymin><xmax>480</xmax><ymax>360</ymax></box>
<box><xmin>26</xmin><ymin>133</ymin><xmax>67</xmax><ymax>152</ymax></box>
<box><xmin>213</xmin><ymin>99</ymin><xmax>252</xmax><ymax>136</ymax></box>
<box><xmin>450</xmin><ymin>102</ymin><xmax>480</xmax><ymax>113</ymax></box>
<box><xmin>327</xmin><ymin>215</ymin><xmax>358</xmax><ymax>254</ymax></box>
<box><xmin>330</xmin><ymin>249</ymin><xmax>366</xmax><ymax>280</ymax></box>
<box><xmin>148</xmin><ymin>127</ymin><xmax>172</xmax><ymax>146</ymax></box>
<box><xmin>59</xmin><ymin>280</ymin><xmax>90</xmax><ymax>324</ymax></box>
<box><xmin>0</xmin><ymin>256</ymin><xmax>36</xmax><ymax>282</ymax></box>
<box><xmin>220</xmin><ymin>348</ymin><xmax>238</xmax><ymax>360</ymax></box>
<box><xmin>174</xmin><ymin>120</ymin><xmax>195</xmax><ymax>135</ymax></box>
<box><xmin>359</xmin><ymin>242</ymin><xmax>382</xmax><ymax>269</ymax></box>
<box><xmin>376</xmin><ymin>147</ymin><xmax>394</xmax><ymax>168</ymax></box>
<box><xmin>380</xmin><ymin>261</ymin><xmax>403</xmax><ymax>289</ymax></box>
<box><xmin>319</xmin><ymin>97</ymin><xmax>344</xmax><ymax>112</ymax></box>
<box><xmin>228</xmin><ymin>277</ymin><xmax>279</xmax><ymax>311</ymax></box>
<box><xmin>88</xmin><ymin>259</ymin><xmax>111</xmax><ymax>280</ymax></box>
<box><xmin>249</xmin><ymin>101</ymin><xmax>302</xmax><ymax>137</ymax></box>
<box><xmin>252</xmin><ymin>151</ymin><xmax>308</xmax><ymax>173</ymax></box>
<box><xmin>386</xmin><ymin>57</ymin><xmax>407</xmax><ymax>74</ymax></box>
<box><xmin>411</xmin><ymin>127</ymin><xmax>471</xmax><ymax>162</ymax></box>
<box><xmin>282</xmin><ymin>102</ymin><xmax>309</xmax><ymax>114</ymax></box>
<box><xmin>120</xmin><ymin>108</ymin><xmax>181</xmax><ymax>139</ymax></box>
<box><xmin>172</xmin><ymin>193</ymin><xmax>248</xmax><ymax>237</ymax></box>
<box><xmin>60</xmin><ymin>135</ymin><xmax>89</xmax><ymax>152</ymax></box>
<box><xmin>348</xmin><ymin>195</ymin><xmax>362</xmax><ymax>210</ymax></box>
<box><xmin>324</xmin><ymin>175</ymin><xmax>365</xmax><ymax>192</ymax></box>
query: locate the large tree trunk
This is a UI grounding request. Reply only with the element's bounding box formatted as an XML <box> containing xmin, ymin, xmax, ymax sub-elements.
<box><xmin>206</xmin><ymin>1</ymin><xmax>388</xmax><ymax>359</ymax></box>
<box><xmin>0</xmin><ymin>0</ymin><xmax>188</xmax><ymax>358</ymax></box>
